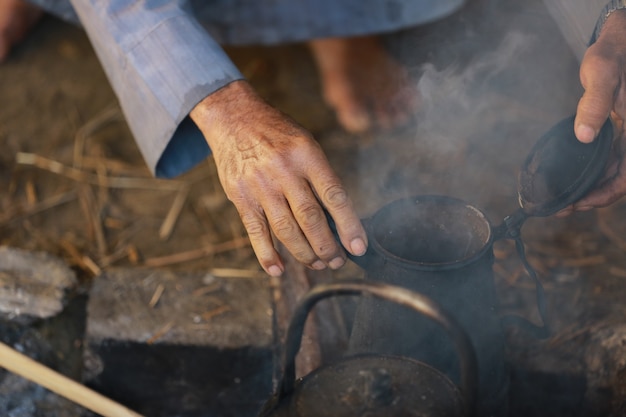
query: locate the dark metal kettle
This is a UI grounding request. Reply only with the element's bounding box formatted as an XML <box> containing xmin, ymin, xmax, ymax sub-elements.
<box><xmin>333</xmin><ymin>195</ymin><xmax>510</xmax><ymax>416</ymax></box>
<box><xmin>259</xmin><ymin>280</ymin><xmax>478</xmax><ymax>417</ymax></box>
<box><xmin>319</xmin><ymin>115</ymin><xmax>614</xmax><ymax>416</ymax></box>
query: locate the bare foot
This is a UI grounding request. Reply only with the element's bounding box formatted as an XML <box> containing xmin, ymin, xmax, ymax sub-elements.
<box><xmin>0</xmin><ymin>0</ymin><xmax>42</xmax><ymax>62</ymax></box>
<box><xmin>308</xmin><ymin>36</ymin><xmax>418</xmax><ymax>133</ymax></box>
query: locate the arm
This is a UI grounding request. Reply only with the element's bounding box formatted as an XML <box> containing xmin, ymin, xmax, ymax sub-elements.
<box><xmin>68</xmin><ymin>0</ymin><xmax>244</xmax><ymax>178</ymax></box>
<box><xmin>190</xmin><ymin>80</ymin><xmax>368</xmax><ymax>276</ymax></box>
<box><xmin>69</xmin><ymin>0</ymin><xmax>368</xmax><ymax>275</ymax></box>
<box><xmin>559</xmin><ymin>4</ymin><xmax>626</xmax><ymax>214</ymax></box>
<box><xmin>575</xmin><ymin>2</ymin><xmax>626</xmax><ymax>145</ymax></box>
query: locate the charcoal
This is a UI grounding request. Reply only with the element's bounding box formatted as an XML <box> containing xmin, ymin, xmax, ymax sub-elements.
<box><xmin>0</xmin><ymin>322</ymin><xmax>86</xmax><ymax>417</ymax></box>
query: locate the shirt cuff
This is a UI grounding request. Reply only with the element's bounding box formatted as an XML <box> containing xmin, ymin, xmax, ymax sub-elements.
<box><xmin>123</xmin><ymin>15</ymin><xmax>245</xmax><ymax>178</ymax></box>
<box><xmin>590</xmin><ymin>0</ymin><xmax>626</xmax><ymax>43</ymax></box>
<box><xmin>69</xmin><ymin>1</ymin><xmax>244</xmax><ymax>178</ymax></box>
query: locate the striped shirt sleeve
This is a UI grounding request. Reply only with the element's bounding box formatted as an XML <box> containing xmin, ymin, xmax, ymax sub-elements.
<box><xmin>68</xmin><ymin>0</ymin><xmax>244</xmax><ymax>178</ymax></box>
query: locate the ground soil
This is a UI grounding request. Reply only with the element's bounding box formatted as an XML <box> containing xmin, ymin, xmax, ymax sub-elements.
<box><xmin>2</xmin><ymin>0</ymin><xmax>626</xmax><ymax>415</ymax></box>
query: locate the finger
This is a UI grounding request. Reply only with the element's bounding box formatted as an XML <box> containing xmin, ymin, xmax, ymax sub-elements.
<box><xmin>237</xmin><ymin>203</ymin><xmax>285</xmax><ymax>277</ymax></box>
<box><xmin>554</xmin><ymin>205</ymin><xmax>574</xmax><ymax>217</ymax></box>
<box><xmin>259</xmin><ymin>191</ymin><xmax>324</xmax><ymax>270</ymax></box>
<box><xmin>615</xmin><ymin>93</ymin><xmax>626</xmax><ymax>123</ymax></box>
<box><xmin>575</xmin><ymin>51</ymin><xmax>619</xmax><ymax>143</ymax></box>
<box><xmin>572</xmin><ymin>139</ymin><xmax>626</xmax><ymax>208</ymax></box>
<box><xmin>305</xmin><ymin>164</ymin><xmax>367</xmax><ymax>257</ymax></box>
<box><xmin>573</xmin><ymin>172</ymin><xmax>626</xmax><ymax>209</ymax></box>
<box><xmin>283</xmin><ymin>179</ymin><xmax>346</xmax><ymax>269</ymax></box>
<box><xmin>338</xmin><ymin>104</ymin><xmax>371</xmax><ymax>134</ymax></box>
<box><xmin>326</xmin><ymin>80</ymin><xmax>372</xmax><ymax>133</ymax></box>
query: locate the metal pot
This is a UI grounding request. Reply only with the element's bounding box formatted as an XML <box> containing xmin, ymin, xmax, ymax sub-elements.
<box><xmin>259</xmin><ymin>280</ymin><xmax>478</xmax><ymax>417</ymax></box>
<box><xmin>344</xmin><ymin>195</ymin><xmax>512</xmax><ymax>417</ymax></box>
<box><xmin>326</xmin><ymin>114</ymin><xmax>614</xmax><ymax>416</ymax></box>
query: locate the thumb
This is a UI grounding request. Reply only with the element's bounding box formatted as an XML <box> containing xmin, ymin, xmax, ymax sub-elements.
<box><xmin>575</xmin><ymin>54</ymin><xmax>618</xmax><ymax>143</ymax></box>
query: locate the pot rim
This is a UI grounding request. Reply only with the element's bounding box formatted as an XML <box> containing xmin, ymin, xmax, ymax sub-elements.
<box><xmin>366</xmin><ymin>195</ymin><xmax>494</xmax><ymax>271</ymax></box>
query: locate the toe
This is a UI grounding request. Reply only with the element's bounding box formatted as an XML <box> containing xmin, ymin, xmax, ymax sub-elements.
<box><xmin>323</xmin><ymin>78</ymin><xmax>372</xmax><ymax>133</ymax></box>
<box><xmin>0</xmin><ymin>0</ymin><xmax>42</xmax><ymax>62</ymax></box>
<box><xmin>0</xmin><ymin>36</ymin><xmax>9</xmax><ymax>62</ymax></box>
<box><xmin>337</xmin><ymin>104</ymin><xmax>371</xmax><ymax>133</ymax></box>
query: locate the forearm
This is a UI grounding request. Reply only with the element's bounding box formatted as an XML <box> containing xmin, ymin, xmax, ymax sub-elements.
<box><xmin>68</xmin><ymin>0</ymin><xmax>244</xmax><ymax>178</ymax></box>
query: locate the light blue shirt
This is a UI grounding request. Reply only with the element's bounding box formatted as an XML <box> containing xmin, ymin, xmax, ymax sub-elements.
<box><xmin>69</xmin><ymin>1</ymin><xmax>245</xmax><ymax>178</ymax></box>
<box><xmin>28</xmin><ymin>0</ymin><xmax>620</xmax><ymax>178</ymax></box>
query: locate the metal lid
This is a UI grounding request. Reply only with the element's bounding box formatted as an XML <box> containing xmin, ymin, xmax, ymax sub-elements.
<box><xmin>517</xmin><ymin>115</ymin><xmax>614</xmax><ymax>217</ymax></box>
<box><xmin>293</xmin><ymin>354</ymin><xmax>465</xmax><ymax>417</ymax></box>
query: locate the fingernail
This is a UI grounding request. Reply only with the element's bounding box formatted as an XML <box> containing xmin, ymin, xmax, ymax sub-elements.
<box><xmin>312</xmin><ymin>260</ymin><xmax>326</xmax><ymax>270</ymax></box>
<box><xmin>268</xmin><ymin>265</ymin><xmax>283</xmax><ymax>277</ymax></box>
<box><xmin>329</xmin><ymin>257</ymin><xmax>345</xmax><ymax>269</ymax></box>
<box><xmin>350</xmin><ymin>238</ymin><xmax>367</xmax><ymax>256</ymax></box>
<box><xmin>576</xmin><ymin>124</ymin><xmax>596</xmax><ymax>143</ymax></box>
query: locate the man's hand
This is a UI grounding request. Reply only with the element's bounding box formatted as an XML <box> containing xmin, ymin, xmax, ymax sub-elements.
<box><xmin>190</xmin><ymin>80</ymin><xmax>367</xmax><ymax>276</ymax></box>
<box><xmin>561</xmin><ymin>9</ymin><xmax>626</xmax><ymax>215</ymax></box>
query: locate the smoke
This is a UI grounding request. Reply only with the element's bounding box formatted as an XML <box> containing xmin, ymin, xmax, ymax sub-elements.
<box><xmin>356</xmin><ymin>28</ymin><xmax>560</xmax><ymax>219</ymax></box>
<box><xmin>414</xmin><ymin>31</ymin><xmax>536</xmax><ymax>156</ymax></box>
<box><xmin>417</xmin><ymin>31</ymin><xmax>535</xmax><ymax>110</ymax></box>
<box><xmin>343</xmin><ymin>2</ymin><xmax>624</xmax><ymax>415</ymax></box>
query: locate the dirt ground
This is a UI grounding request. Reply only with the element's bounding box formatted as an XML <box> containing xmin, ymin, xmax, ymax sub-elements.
<box><xmin>3</xmin><ymin>0</ymin><xmax>626</xmax><ymax>415</ymax></box>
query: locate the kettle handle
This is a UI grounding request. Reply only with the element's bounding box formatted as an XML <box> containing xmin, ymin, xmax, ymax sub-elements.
<box><xmin>276</xmin><ymin>280</ymin><xmax>478</xmax><ymax>417</ymax></box>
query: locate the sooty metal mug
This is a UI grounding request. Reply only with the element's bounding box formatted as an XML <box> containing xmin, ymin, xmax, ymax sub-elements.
<box><xmin>344</xmin><ymin>195</ymin><xmax>511</xmax><ymax>417</ymax></box>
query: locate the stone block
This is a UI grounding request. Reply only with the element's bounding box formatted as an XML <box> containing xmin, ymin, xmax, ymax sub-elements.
<box><xmin>84</xmin><ymin>268</ymin><xmax>275</xmax><ymax>417</ymax></box>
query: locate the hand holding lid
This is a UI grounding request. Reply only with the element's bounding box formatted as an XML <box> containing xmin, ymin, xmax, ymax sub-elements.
<box><xmin>517</xmin><ymin>115</ymin><xmax>614</xmax><ymax>218</ymax></box>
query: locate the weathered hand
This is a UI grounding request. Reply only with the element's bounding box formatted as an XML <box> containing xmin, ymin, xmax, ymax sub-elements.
<box><xmin>190</xmin><ymin>80</ymin><xmax>367</xmax><ymax>276</ymax></box>
<box><xmin>561</xmin><ymin>9</ymin><xmax>626</xmax><ymax>215</ymax></box>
